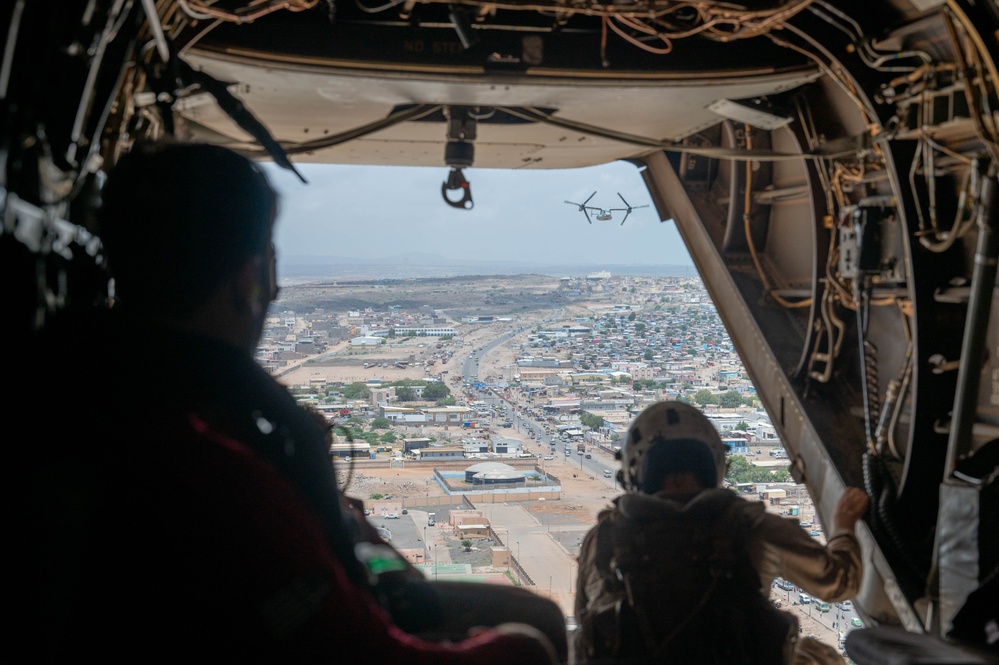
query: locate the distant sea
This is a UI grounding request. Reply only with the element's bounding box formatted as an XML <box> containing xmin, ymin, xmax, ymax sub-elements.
<box><xmin>279</xmin><ymin>253</ymin><xmax>696</xmax><ymax>283</ymax></box>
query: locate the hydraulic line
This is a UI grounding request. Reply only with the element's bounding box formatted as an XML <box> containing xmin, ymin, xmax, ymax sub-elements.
<box><xmin>945</xmin><ymin>161</ymin><xmax>999</xmax><ymax>470</ymax></box>
<box><xmin>856</xmin><ymin>286</ymin><xmax>878</xmax><ymax>450</ymax></box>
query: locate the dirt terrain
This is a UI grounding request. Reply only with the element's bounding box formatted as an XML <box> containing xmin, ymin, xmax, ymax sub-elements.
<box><xmin>274</xmin><ymin>273</ymin><xmax>568</xmax><ymax>318</ymax></box>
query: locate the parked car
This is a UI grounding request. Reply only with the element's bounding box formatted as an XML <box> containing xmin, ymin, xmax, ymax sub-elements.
<box><xmin>809</xmin><ymin>530</ymin><xmax>821</xmax><ymax>537</ymax></box>
<box><xmin>585</xmin><ymin>453</ymin><xmax>592</xmax><ymax>459</ymax></box>
<box><xmin>603</xmin><ymin>469</ymin><xmax>613</xmax><ymax>478</ymax></box>
<box><xmin>544</xmin><ymin>455</ymin><xmax>554</xmax><ymax>460</ymax></box>
<box><xmin>385</xmin><ymin>513</ymin><xmax>399</xmax><ymax>519</ymax></box>
<box><xmin>798</xmin><ymin>593</ymin><xmax>812</xmax><ymax>604</ymax></box>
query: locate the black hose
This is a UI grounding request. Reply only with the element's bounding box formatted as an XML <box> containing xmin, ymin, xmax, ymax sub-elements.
<box><xmin>863</xmin><ymin>452</ymin><xmax>927</xmax><ymax>587</ymax></box>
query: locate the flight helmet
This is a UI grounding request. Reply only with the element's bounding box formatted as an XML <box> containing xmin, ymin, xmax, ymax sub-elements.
<box><xmin>619</xmin><ymin>401</ymin><xmax>727</xmax><ymax>493</ymax></box>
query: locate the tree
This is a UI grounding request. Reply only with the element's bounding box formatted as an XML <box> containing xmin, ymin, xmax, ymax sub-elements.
<box><xmin>719</xmin><ymin>390</ymin><xmax>743</xmax><ymax>408</ymax></box>
<box><xmin>580</xmin><ymin>412</ymin><xmax>605</xmax><ymax>429</ymax></box>
<box><xmin>380</xmin><ymin>431</ymin><xmax>397</xmax><ymax>443</ymax></box>
<box><xmin>371</xmin><ymin>417</ymin><xmax>391</xmax><ymax>429</ymax></box>
<box><xmin>643</xmin><ymin>348</ymin><xmax>654</xmax><ymax>360</ymax></box>
<box><xmin>694</xmin><ymin>389</ymin><xmax>717</xmax><ymax>406</ymax></box>
<box><xmin>725</xmin><ymin>455</ymin><xmax>792</xmax><ymax>484</ymax></box>
<box><xmin>634</xmin><ymin>323</ymin><xmax>646</xmax><ymax>333</ymax></box>
<box><xmin>436</xmin><ymin>396</ymin><xmax>457</xmax><ymax>406</ymax></box>
<box><xmin>461</xmin><ymin>539</ymin><xmax>472</xmax><ymax>552</ymax></box>
<box><xmin>628</xmin><ymin>312</ymin><xmax>637</xmax><ymax>321</ymax></box>
<box><xmin>735</xmin><ymin>421</ymin><xmax>750</xmax><ymax>432</ymax></box>
<box><xmin>342</xmin><ymin>382</ymin><xmax>371</xmax><ymax>400</ymax></box>
<box><xmin>396</xmin><ymin>386</ymin><xmax>416</xmax><ymax>401</ymax></box>
<box><xmin>422</xmin><ymin>382</ymin><xmax>451</xmax><ymax>401</ymax></box>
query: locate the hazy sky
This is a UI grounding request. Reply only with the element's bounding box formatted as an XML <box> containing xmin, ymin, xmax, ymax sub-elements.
<box><xmin>261</xmin><ymin>160</ymin><xmax>693</xmax><ymax>267</ymax></box>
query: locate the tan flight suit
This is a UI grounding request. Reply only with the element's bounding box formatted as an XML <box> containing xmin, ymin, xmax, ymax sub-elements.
<box><xmin>574</xmin><ymin>488</ymin><xmax>863</xmax><ymax>664</ymax></box>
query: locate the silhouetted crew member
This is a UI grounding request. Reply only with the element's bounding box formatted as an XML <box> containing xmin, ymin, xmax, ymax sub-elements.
<box><xmin>574</xmin><ymin>401</ymin><xmax>869</xmax><ymax>664</ymax></box>
<box><xmin>13</xmin><ymin>142</ymin><xmax>558</xmax><ymax>663</ymax></box>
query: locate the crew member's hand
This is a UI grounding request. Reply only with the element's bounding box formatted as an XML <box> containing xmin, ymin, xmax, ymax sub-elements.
<box><xmin>832</xmin><ymin>487</ymin><xmax>869</xmax><ymax>533</ymax></box>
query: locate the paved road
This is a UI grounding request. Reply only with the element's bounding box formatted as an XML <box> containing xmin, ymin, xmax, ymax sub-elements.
<box><xmin>773</xmin><ymin>581</ymin><xmax>863</xmax><ymax>650</ymax></box>
<box><xmin>475</xmin><ymin>502</ymin><xmax>578</xmax><ymax>616</ymax></box>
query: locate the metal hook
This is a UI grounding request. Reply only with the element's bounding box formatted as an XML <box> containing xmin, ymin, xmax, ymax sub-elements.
<box><xmin>442</xmin><ymin>167</ymin><xmax>474</xmax><ymax>209</ymax></box>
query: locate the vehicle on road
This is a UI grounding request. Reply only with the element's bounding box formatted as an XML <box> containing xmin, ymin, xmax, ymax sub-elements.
<box><xmin>386</xmin><ymin>513</ymin><xmax>399</xmax><ymax>519</ymax></box>
<box><xmin>603</xmin><ymin>469</ymin><xmax>613</xmax><ymax>478</ymax></box>
<box><xmin>427</xmin><ymin>513</ymin><xmax>435</xmax><ymax>526</ymax></box>
<box><xmin>837</xmin><ymin>601</ymin><xmax>853</xmax><ymax>611</ymax></box>
<box><xmin>851</xmin><ymin>618</ymin><xmax>863</xmax><ymax>627</ymax></box>
<box><xmin>544</xmin><ymin>455</ymin><xmax>554</xmax><ymax>460</ymax></box>
<box><xmin>810</xmin><ymin>530</ymin><xmax>821</xmax><ymax>537</ymax></box>
<box><xmin>799</xmin><ymin>593</ymin><xmax>812</xmax><ymax>604</ymax></box>
<box><xmin>816</xmin><ymin>602</ymin><xmax>831</xmax><ymax>613</ymax></box>
<box><xmin>585</xmin><ymin>453</ymin><xmax>592</xmax><ymax>459</ymax></box>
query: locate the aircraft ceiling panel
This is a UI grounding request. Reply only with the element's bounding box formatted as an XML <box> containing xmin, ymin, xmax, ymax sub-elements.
<box><xmin>180</xmin><ymin>51</ymin><xmax>821</xmax><ymax>168</ymax></box>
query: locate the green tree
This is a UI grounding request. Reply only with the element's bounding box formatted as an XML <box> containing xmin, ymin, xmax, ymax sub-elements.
<box><xmin>371</xmin><ymin>417</ymin><xmax>392</xmax><ymax>429</ymax></box>
<box><xmin>461</xmin><ymin>539</ymin><xmax>472</xmax><ymax>552</ymax></box>
<box><xmin>396</xmin><ymin>386</ymin><xmax>417</xmax><ymax>401</ymax></box>
<box><xmin>719</xmin><ymin>390</ymin><xmax>743</xmax><ymax>408</ymax></box>
<box><xmin>387</xmin><ymin>328</ymin><xmax>396</xmax><ymax>338</ymax></box>
<box><xmin>436</xmin><ymin>396</ymin><xmax>457</xmax><ymax>406</ymax></box>
<box><xmin>628</xmin><ymin>312</ymin><xmax>637</xmax><ymax>321</ymax></box>
<box><xmin>380</xmin><ymin>431</ymin><xmax>397</xmax><ymax>443</ymax></box>
<box><xmin>342</xmin><ymin>382</ymin><xmax>371</xmax><ymax>400</ymax></box>
<box><xmin>643</xmin><ymin>348</ymin><xmax>654</xmax><ymax>360</ymax></box>
<box><xmin>735</xmin><ymin>421</ymin><xmax>750</xmax><ymax>432</ymax></box>
<box><xmin>725</xmin><ymin>455</ymin><xmax>792</xmax><ymax>483</ymax></box>
<box><xmin>694</xmin><ymin>389</ymin><xmax>717</xmax><ymax>406</ymax></box>
<box><xmin>634</xmin><ymin>323</ymin><xmax>646</xmax><ymax>333</ymax></box>
<box><xmin>580</xmin><ymin>412</ymin><xmax>605</xmax><ymax>429</ymax></box>
<box><xmin>422</xmin><ymin>382</ymin><xmax>451</xmax><ymax>401</ymax></box>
